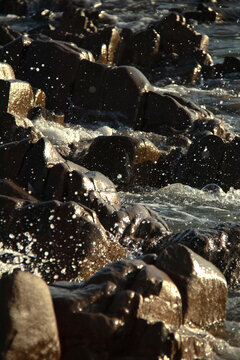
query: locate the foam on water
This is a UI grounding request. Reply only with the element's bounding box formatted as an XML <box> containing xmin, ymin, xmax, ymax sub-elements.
<box><xmin>120</xmin><ymin>183</ymin><xmax>240</xmax><ymax>232</ymax></box>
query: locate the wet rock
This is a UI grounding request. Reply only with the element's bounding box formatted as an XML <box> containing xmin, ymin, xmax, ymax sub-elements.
<box><xmin>155</xmin><ymin>244</ymin><xmax>228</xmax><ymax>328</ymax></box>
<box><xmin>117</xmin><ymin>28</ymin><xmax>160</xmax><ymax>67</ymax></box>
<box><xmin>151</xmin><ymin>222</ymin><xmax>240</xmax><ymax>288</ymax></box>
<box><xmin>0</xmin><ymin>25</ymin><xmax>20</xmax><ymax>45</ymax></box>
<box><xmin>143</xmin><ymin>91</ymin><xmax>197</xmax><ymax>134</ymax></box>
<box><xmin>113</xmin><ymin>319</ymin><xmax>179</xmax><ymax>359</ymax></box>
<box><xmin>102</xmin><ymin>66</ymin><xmax>153</xmax><ymax>127</ymax></box>
<box><xmin>0</xmin><ymin>79</ymin><xmax>34</xmax><ymax>118</ymax></box>
<box><xmin>181</xmin><ymin>135</ymin><xmax>226</xmax><ymax>188</ymax></box>
<box><xmin>0</xmin><ymin>138</ymin><xmax>33</xmax><ymax>180</ymax></box>
<box><xmin>0</xmin><ymin>62</ymin><xmax>15</xmax><ymax>80</ymax></box>
<box><xmin>153</xmin><ymin>13</ymin><xmax>209</xmax><ymax>55</ymax></box>
<box><xmin>0</xmin><ymin>0</ymin><xmax>27</xmax><ymax>16</ymax></box>
<box><xmin>19</xmin><ymin>39</ymin><xmax>94</xmax><ymax>111</ymax></box>
<box><xmin>219</xmin><ymin>136</ymin><xmax>240</xmax><ymax>191</ymax></box>
<box><xmin>0</xmin><ymin>35</ymin><xmax>32</xmax><ymax>75</ymax></box>
<box><xmin>81</xmin><ymin>26</ymin><xmax>120</xmax><ymax>65</ymax></box>
<box><xmin>0</xmin><ymin>178</ymin><xmax>38</xmax><ymax>202</ymax></box>
<box><xmin>4</xmin><ymin>198</ymin><xmax>126</xmax><ymax>282</ymax></box>
<box><xmin>82</xmin><ymin>135</ymin><xmax>160</xmax><ymax>185</ymax></box>
<box><xmin>71</xmin><ymin>59</ymin><xmax>109</xmax><ymax>112</ymax></box>
<box><xmin>17</xmin><ymin>137</ymin><xmax>64</xmax><ymax>196</ymax></box>
<box><xmin>0</xmin><ymin>270</ymin><xmax>60</xmax><ymax>359</ymax></box>
<box><xmin>0</xmin><ymin>112</ymin><xmax>39</xmax><ymax>143</ymax></box>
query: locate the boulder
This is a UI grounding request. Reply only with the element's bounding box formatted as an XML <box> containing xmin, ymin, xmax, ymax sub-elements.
<box><xmin>0</xmin><ymin>112</ymin><xmax>39</xmax><ymax>143</ymax></box>
<box><xmin>0</xmin><ymin>0</ymin><xmax>27</xmax><ymax>16</ymax></box>
<box><xmin>154</xmin><ymin>223</ymin><xmax>240</xmax><ymax>288</ymax></box>
<box><xmin>82</xmin><ymin>135</ymin><xmax>160</xmax><ymax>185</ymax></box>
<box><xmin>0</xmin><ymin>35</ymin><xmax>32</xmax><ymax>76</ymax></box>
<box><xmin>181</xmin><ymin>135</ymin><xmax>226</xmax><ymax>188</ymax></box>
<box><xmin>19</xmin><ymin>39</ymin><xmax>94</xmax><ymax>111</ymax></box>
<box><xmin>0</xmin><ymin>270</ymin><xmax>60</xmax><ymax>359</ymax></box>
<box><xmin>4</xmin><ymin>199</ymin><xmax>126</xmax><ymax>282</ymax></box>
<box><xmin>0</xmin><ymin>138</ymin><xmax>33</xmax><ymax>180</ymax></box>
<box><xmin>155</xmin><ymin>244</ymin><xmax>228</xmax><ymax>328</ymax></box>
<box><xmin>102</xmin><ymin>66</ymin><xmax>152</xmax><ymax>127</ymax></box>
<box><xmin>0</xmin><ymin>79</ymin><xmax>34</xmax><ymax>118</ymax></box>
<box><xmin>0</xmin><ymin>62</ymin><xmax>15</xmax><ymax>80</ymax></box>
<box><xmin>219</xmin><ymin>136</ymin><xmax>240</xmax><ymax>191</ymax></box>
<box><xmin>143</xmin><ymin>91</ymin><xmax>197</xmax><ymax>134</ymax></box>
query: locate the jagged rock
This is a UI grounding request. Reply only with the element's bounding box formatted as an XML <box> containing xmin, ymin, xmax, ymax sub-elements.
<box><xmin>155</xmin><ymin>244</ymin><xmax>228</xmax><ymax>328</ymax></box>
<box><xmin>0</xmin><ymin>79</ymin><xmax>34</xmax><ymax>118</ymax></box>
<box><xmin>80</xmin><ymin>26</ymin><xmax>120</xmax><ymax>65</ymax></box>
<box><xmin>0</xmin><ymin>270</ymin><xmax>60</xmax><ymax>359</ymax></box>
<box><xmin>152</xmin><ymin>13</ymin><xmax>209</xmax><ymax>55</ymax></box>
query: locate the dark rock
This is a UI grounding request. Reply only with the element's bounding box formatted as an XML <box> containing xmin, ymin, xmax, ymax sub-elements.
<box><xmin>82</xmin><ymin>135</ymin><xmax>160</xmax><ymax>185</ymax></box>
<box><xmin>0</xmin><ymin>178</ymin><xmax>38</xmax><ymax>202</ymax></box>
<box><xmin>181</xmin><ymin>135</ymin><xmax>226</xmax><ymax>188</ymax></box>
<box><xmin>0</xmin><ymin>25</ymin><xmax>20</xmax><ymax>45</ymax></box>
<box><xmin>102</xmin><ymin>66</ymin><xmax>153</xmax><ymax>127</ymax></box>
<box><xmin>17</xmin><ymin>137</ymin><xmax>64</xmax><ymax>196</ymax></box>
<box><xmin>0</xmin><ymin>35</ymin><xmax>32</xmax><ymax>75</ymax></box>
<box><xmin>151</xmin><ymin>13</ymin><xmax>209</xmax><ymax>55</ymax></box>
<box><xmin>80</xmin><ymin>26</ymin><xmax>120</xmax><ymax>65</ymax></box>
<box><xmin>155</xmin><ymin>244</ymin><xmax>227</xmax><ymax>328</ymax></box>
<box><xmin>151</xmin><ymin>223</ymin><xmax>240</xmax><ymax>288</ymax></box>
<box><xmin>107</xmin><ymin>204</ymin><xmax>171</xmax><ymax>252</ymax></box>
<box><xmin>0</xmin><ymin>270</ymin><xmax>60</xmax><ymax>359</ymax></box>
<box><xmin>71</xmin><ymin>59</ymin><xmax>109</xmax><ymax>111</ymax></box>
<box><xmin>219</xmin><ymin>136</ymin><xmax>240</xmax><ymax>191</ymax></box>
<box><xmin>0</xmin><ymin>138</ymin><xmax>33</xmax><ymax>180</ymax></box>
<box><xmin>143</xmin><ymin>91</ymin><xmax>196</xmax><ymax>134</ymax></box>
<box><xmin>19</xmin><ymin>39</ymin><xmax>94</xmax><ymax>112</ymax></box>
<box><xmin>0</xmin><ymin>112</ymin><xmax>39</xmax><ymax>143</ymax></box>
<box><xmin>0</xmin><ymin>0</ymin><xmax>27</xmax><ymax>16</ymax></box>
<box><xmin>129</xmin><ymin>28</ymin><xmax>160</xmax><ymax>67</ymax></box>
<box><xmin>4</xmin><ymin>198</ymin><xmax>126</xmax><ymax>282</ymax></box>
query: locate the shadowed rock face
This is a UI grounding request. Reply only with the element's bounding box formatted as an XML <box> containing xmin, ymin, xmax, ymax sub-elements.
<box><xmin>0</xmin><ymin>270</ymin><xmax>61</xmax><ymax>360</ymax></box>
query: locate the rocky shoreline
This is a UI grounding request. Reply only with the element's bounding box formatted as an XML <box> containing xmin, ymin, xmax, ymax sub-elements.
<box><xmin>1</xmin><ymin>0</ymin><xmax>240</xmax><ymax>359</ymax></box>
